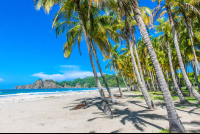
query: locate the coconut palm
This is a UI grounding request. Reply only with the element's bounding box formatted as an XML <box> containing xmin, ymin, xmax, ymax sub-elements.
<box><xmin>151</xmin><ymin>0</ymin><xmax>200</xmax><ymax>103</ymax></box>
<box><xmin>129</xmin><ymin>0</ymin><xmax>185</xmax><ymax>132</ymax></box>
<box><xmin>34</xmin><ymin>0</ymin><xmax>113</xmax><ymax>115</ymax></box>
<box><xmin>105</xmin><ymin>45</ymin><xmax>124</xmax><ymax>97</ymax></box>
<box><xmin>155</xmin><ymin>18</ymin><xmax>189</xmax><ymax>104</ymax></box>
<box><xmin>177</xmin><ymin>1</ymin><xmax>200</xmax><ymax>74</ymax></box>
<box><xmin>118</xmin><ymin>0</ymin><xmax>157</xmax><ymax>109</ymax></box>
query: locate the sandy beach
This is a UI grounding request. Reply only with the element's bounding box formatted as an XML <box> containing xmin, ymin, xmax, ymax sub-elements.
<box><xmin>0</xmin><ymin>88</ymin><xmax>200</xmax><ymax>133</ymax></box>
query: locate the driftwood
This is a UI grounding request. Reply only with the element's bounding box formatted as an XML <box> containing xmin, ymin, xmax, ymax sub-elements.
<box><xmin>71</xmin><ymin>100</ymin><xmax>89</xmax><ymax>110</ymax></box>
<box><xmin>70</xmin><ymin>99</ymin><xmax>112</xmax><ymax>116</ymax></box>
<box><xmin>106</xmin><ymin>95</ymin><xmax>121</xmax><ymax>99</ymax></box>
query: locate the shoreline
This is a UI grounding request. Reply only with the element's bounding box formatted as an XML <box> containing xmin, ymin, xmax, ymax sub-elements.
<box><xmin>0</xmin><ymin>88</ymin><xmax>122</xmax><ymax>104</ymax></box>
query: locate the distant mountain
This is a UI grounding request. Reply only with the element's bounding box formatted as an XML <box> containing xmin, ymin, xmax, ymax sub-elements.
<box><xmin>15</xmin><ymin>74</ymin><xmax>126</xmax><ymax>89</ymax></box>
<box><xmin>15</xmin><ymin>79</ymin><xmax>62</xmax><ymax>89</ymax></box>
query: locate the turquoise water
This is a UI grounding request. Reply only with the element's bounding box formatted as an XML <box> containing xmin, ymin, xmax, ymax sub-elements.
<box><xmin>0</xmin><ymin>88</ymin><xmax>99</xmax><ymax>98</ymax></box>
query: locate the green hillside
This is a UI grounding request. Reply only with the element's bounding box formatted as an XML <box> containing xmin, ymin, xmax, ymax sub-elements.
<box><xmin>53</xmin><ymin>74</ymin><xmax>126</xmax><ymax>88</ymax></box>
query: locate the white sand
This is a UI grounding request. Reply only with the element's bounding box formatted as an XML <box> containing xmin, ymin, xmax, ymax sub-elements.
<box><xmin>0</xmin><ymin>88</ymin><xmax>200</xmax><ymax>133</ymax></box>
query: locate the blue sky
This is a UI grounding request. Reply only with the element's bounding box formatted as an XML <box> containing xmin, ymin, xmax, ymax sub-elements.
<box><xmin>0</xmin><ymin>0</ymin><xmax>160</xmax><ymax>89</ymax></box>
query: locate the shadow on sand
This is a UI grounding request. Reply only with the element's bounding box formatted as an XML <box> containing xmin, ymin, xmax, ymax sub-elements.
<box><xmin>66</xmin><ymin>96</ymin><xmax>168</xmax><ymax>132</ymax></box>
<box><xmin>62</xmin><ymin>94</ymin><xmax>200</xmax><ymax>133</ymax></box>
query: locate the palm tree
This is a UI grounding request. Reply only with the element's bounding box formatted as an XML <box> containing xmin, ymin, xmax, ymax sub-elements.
<box><xmin>105</xmin><ymin>45</ymin><xmax>124</xmax><ymax>97</ymax></box>
<box><xmin>119</xmin><ymin>0</ymin><xmax>157</xmax><ymax>109</ymax></box>
<box><xmin>137</xmin><ymin>38</ymin><xmax>157</xmax><ymax>91</ymax></box>
<box><xmin>87</xmin><ymin>10</ymin><xmax>120</xmax><ymax>104</ymax></box>
<box><xmin>192</xmin><ymin>60</ymin><xmax>200</xmax><ymax>90</ymax></box>
<box><xmin>129</xmin><ymin>0</ymin><xmax>185</xmax><ymax>132</ymax></box>
<box><xmin>67</xmin><ymin>0</ymin><xmax>111</xmax><ymax>115</ymax></box>
<box><xmin>178</xmin><ymin>2</ymin><xmax>200</xmax><ymax>75</ymax></box>
<box><xmin>151</xmin><ymin>0</ymin><xmax>200</xmax><ymax>103</ymax></box>
<box><xmin>121</xmin><ymin>71</ymin><xmax>130</xmax><ymax>91</ymax></box>
<box><xmin>34</xmin><ymin>0</ymin><xmax>112</xmax><ymax>115</ymax></box>
<box><xmin>155</xmin><ymin>18</ymin><xmax>189</xmax><ymax>104</ymax></box>
<box><xmin>90</xmin><ymin>41</ymin><xmax>117</xmax><ymax>103</ymax></box>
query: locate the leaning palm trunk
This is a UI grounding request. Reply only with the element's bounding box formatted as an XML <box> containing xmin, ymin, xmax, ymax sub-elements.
<box><xmin>131</xmin><ymin>62</ymin><xmax>141</xmax><ymax>91</ymax></box>
<box><xmin>166</xmin><ymin>70</ymin><xmax>172</xmax><ymax>91</ymax></box>
<box><xmin>179</xmin><ymin>69</ymin><xmax>181</xmax><ymax>87</ymax></box>
<box><xmin>75</xmin><ymin>0</ymin><xmax>112</xmax><ymax>115</ymax></box>
<box><xmin>165</xmin><ymin>70</ymin><xmax>170</xmax><ymax>91</ymax></box>
<box><xmin>167</xmin><ymin>6</ymin><xmax>200</xmax><ymax>103</ymax></box>
<box><xmin>90</xmin><ymin>39</ymin><xmax>117</xmax><ymax>104</ymax></box>
<box><xmin>110</xmin><ymin>54</ymin><xmax>123</xmax><ymax>97</ymax></box>
<box><xmin>121</xmin><ymin>72</ymin><xmax>130</xmax><ymax>91</ymax></box>
<box><xmin>175</xmin><ymin>67</ymin><xmax>181</xmax><ymax>88</ymax></box>
<box><xmin>192</xmin><ymin>61</ymin><xmax>200</xmax><ymax>92</ymax></box>
<box><xmin>149</xmin><ymin>71</ymin><xmax>156</xmax><ymax>92</ymax></box>
<box><xmin>182</xmin><ymin>11</ymin><xmax>200</xmax><ymax>75</ymax></box>
<box><xmin>166</xmin><ymin>35</ymin><xmax>189</xmax><ymax>104</ymax></box>
<box><xmin>130</xmin><ymin>0</ymin><xmax>185</xmax><ymax>132</ymax></box>
<box><xmin>130</xmin><ymin>27</ymin><xmax>146</xmax><ymax>86</ymax></box>
<box><xmin>129</xmin><ymin>39</ymin><xmax>156</xmax><ymax>109</ymax></box>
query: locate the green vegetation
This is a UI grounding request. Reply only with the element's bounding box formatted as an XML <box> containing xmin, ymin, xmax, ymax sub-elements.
<box><xmin>126</xmin><ymin>91</ymin><xmax>142</xmax><ymax>94</ymax></box>
<box><xmin>196</xmin><ymin>104</ymin><xmax>200</xmax><ymax>108</ymax></box>
<box><xmin>159</xmin><ymin>129</ymin><xmax>169</xmax><ymax>133</ymax></box>
<box><xmin>177</xmin><ymin>107</ymin><xmax>187</xmax><ymax>109</ymax></box>
<box><xmin>152</xmin><ymin>96</ymin><xmax>164</xmax><ymax>101</ymax></box>
<box><xmin>54</xmin><ymin>74</ymin><xmax>126</xmax><ymax>88</ymax></box>
<box><xmin>185</xmin><ymin>97</ymin><xmax>199</xmax><ymax>103</ymax></box>
<box><xmin>136</xmin><ymin>96</ymin><xmax>145</xmax><ymax>100</ymax></box>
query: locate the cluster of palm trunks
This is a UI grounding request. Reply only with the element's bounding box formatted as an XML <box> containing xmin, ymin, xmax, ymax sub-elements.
<box><xmin>34</xmin><ymin>0</ymin><xmax>200</xmax><ymax>133</ymax></box>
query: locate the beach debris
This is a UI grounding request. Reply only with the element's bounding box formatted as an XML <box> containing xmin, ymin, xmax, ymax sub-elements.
<box><xmin>106</xmin><ymin>95</ymin><xmax>121</xmax><ymax>99</ymax></box>
<box><xmin>71</xmin><ymin>100</ymin><xmax>89</xmax><ymax>110</ymax></box>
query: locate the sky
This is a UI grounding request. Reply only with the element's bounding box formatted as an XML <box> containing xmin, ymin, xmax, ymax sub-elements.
<box><xmin>0</xmin><ymin>0</ymin><xmax>162</xmax><ymax>89</ymax></box>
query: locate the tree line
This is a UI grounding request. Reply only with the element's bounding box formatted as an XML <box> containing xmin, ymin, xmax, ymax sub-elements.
<box><xmin>54</xmin><ymin>74</ymin><xmax>126</xmax><ymax>88</ymax></box>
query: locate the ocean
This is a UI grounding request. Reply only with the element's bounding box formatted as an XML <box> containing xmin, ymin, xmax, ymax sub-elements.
<box><xmin>0</xmin><ymin>88</ymin><xmax>99</xmax><ymax>98</ymax></box>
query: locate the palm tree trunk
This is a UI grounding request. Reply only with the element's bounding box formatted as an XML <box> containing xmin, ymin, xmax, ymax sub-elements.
<box><xmin>90</xmin><ymin>38</ymin><xmax>117</xmax><ymax>104</ymax></box>
<box><xmin>146</xmin><ymin>81</ymin><xmax>151</xmax><ymax>91</ymax></box>
<box><xmin>76</xmin><ymin>0</ymin><xmax>112</xmax><ymax>115</ymax></box>
<box><xmin>122</xmin><ymin>0</ymin><xmax>143</xmax><ymax>92</ymax></box>
<box><xmin>132</xmin><ymin>63</ymin><xmax>141</xmax><ymax>91</ymax></box>
<box><xmin>179</xmin><ymin>69</ymin><xmax>181</xmax><ymax>87</ymax></box>
<box><xmin>110</xmin><ymin>54</ymin><xmax>123</xmax><ymax>97</ymax></box>
<box><xmin>166</xmin><ymin>70</ymin><xmax>172</xmax><ymax>91</ymax></box>
<box><xmin>149</xmin><ymin>71</ymin><xmax>156</xmax><ymax>92</ymax></box>
<box><xmin>125</xmin><ymin>75</ymin><xmax>131</xmax><ymax>89</ymax></box>
<box><xmin>192</xmin><ymin>61</ymin><xmax>200</xmax><ymax>91</ymax></box>
<box><xmin>174</xmin><ymin>67</ymin><xmax>181</xmax><ymax>89</ymax></box>
<box><xmin>121</xmin><ymin>72</ymin><xmax>130</xmax><ymax>91</ymax></box>
<box><xmin>182</xmin><ymin>11</ymin><xmax>200</xmax><ymax>75</ymax></box>
<box><xmin>129</xmin><ymin>39</ymin><xmax>156</xmax><ymax>109</ymax></box>
<box><xmin>130</xmin><ymin>26</ymin><xmax>146</xmax><ymax>86</ymax></box>
<box><xmin>126</xmin><ymin>77</ymin><xmax>135</xmax><ymax>91</ymax></box>
<box><xmin>130</xmin><ymin>0</ymin><xmax>185</xmax><ymax>132</ymax></box>
<box><xmin>166</xmin><ymin>35</ymin><xmax>189</xmax><ymax>104</ymax></box>
<box><xmin>167</xmin><ymin>6</ymin><xmax>200</xmax><ymax>103</ymax></box>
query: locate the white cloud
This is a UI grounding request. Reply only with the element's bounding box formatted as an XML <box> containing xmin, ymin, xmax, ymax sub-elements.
<box><xmin>31</xmin><ymin>71</ymin><xmax>101</xmax><ymax>81</ymax></box>
<box><xmin>32</xmin><ymin>65</ymin><xmax>102</xmax><ymax>81</ymax></box>
<box><xmin>0</xmin><ymin>78</ymin><xmax>4</xmax><ymax>82</ymax></box>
